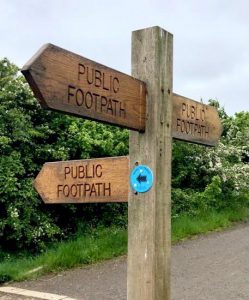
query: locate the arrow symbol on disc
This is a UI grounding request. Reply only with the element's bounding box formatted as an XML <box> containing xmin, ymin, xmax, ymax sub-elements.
<box><xmin>137</xmin><ymin>174</ymin><xmax>147</xmax><ymax>184</ymax></box>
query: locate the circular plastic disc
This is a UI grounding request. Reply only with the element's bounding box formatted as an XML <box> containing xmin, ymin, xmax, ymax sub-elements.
<box><xmin>130</xmin><ymin>165</ymin><xmax>154</xmax><ymax>193</ymax></box>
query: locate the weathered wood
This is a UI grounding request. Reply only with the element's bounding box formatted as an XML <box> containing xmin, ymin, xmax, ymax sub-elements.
<box><xmin>22</xmin><ymin>44</ymin><xmax>146</xmax><ymax>131</ymax></box>
<box><xmin>128</xmin><ymin>26</ymin><xmax>173</xmax><ymax>300</ymax></box>
<box><xmin>34</xmin><ymin>156</ymin><xmax>129</xmax><ymax>203</ymax></box>
<box><xmin>172</xmin><ymin>93</ymin><xmax>222</xmax><ymax>146</ymax></box>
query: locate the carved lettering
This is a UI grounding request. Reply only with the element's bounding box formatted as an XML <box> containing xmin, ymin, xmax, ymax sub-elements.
<box><xmin>57</xmin><ymin>163</ymin><xmax>113</xmax><ymax>199</ymax></box>
<box><xmin>177</xmin><ymin>101</ymin><xmax>209</xmax><ymax>138</ymax></box>
<box><xmin>103</xmin><ymin>72</ymin><xmax>109</xmax><ymax>91</ymax></box>
<box><xmin>95</xmin><ymin>164</ymin><xmax>103</xmax><ymax>177</ymax></box>
<box><xmin>68</xmin><ymin>85</ymin><xmax>76</xmax><ymax>103</ymax></box>
<box><xmin>64</xmin><ymin>164</ymin><xmax>103</xmax><ymax>179</ymax></box>
<box><xmin>78</xmin><ymin>64</ymin><xmax>85</xmax><ymax>81</ymax></box>
<box><xmin>57</xmin><ymin>182</ymin><xmax>112</xmax><ymax>198</ymax></box>
<box><xmin>86</xmin><ymin>67</ymin><xmax>94</xmax><ymax>84</ymax></box>
<box><xmin>119</xmin><ymin>101</ymin><xmax>126</xmax><ymax>118</ymax></box>
<box><xmin>101</xmin><ymin>96</ymin><xmax>108</xmax><ymax>111</ymax></box>
<box><xmin>67</xmin><ymin>86</ymin><xmax>126</xmax><ymax>118</ymax></box>
<box><xmin>94</xmin><ymin>69</ymin><xmax>102</xmax><ymax>87</ymax></box>
<box><xmin>103</xmin><ymin>182</ymin><xmax>111</xmax><ymax>196</ymax></box>
<box><xmin>85</xmin><ymin>92</ymin><xmax>93</xmax><ymax>109</ymax></box>
<box><xmin>181</xmin><ymin>102</ymin><xmax>206</xmax><ymax>122</ymax></box>
<box><xmin>76</xmin><ymin>88</ymin><xmax>84</xmax><ymax>106</ymax></box>
<box><xmin>77</xmin><ymin>63</ymin><xmax>120</xmax><ymax>94</ymax></box>
<box><xmin>176</xmin><ymin>118</ymin><xmax>210</xmax><ymax>138</ymax></box>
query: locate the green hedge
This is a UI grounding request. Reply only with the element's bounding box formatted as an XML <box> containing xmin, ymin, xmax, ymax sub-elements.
<box><xmin>0</xmin><ymin>58</ymin><xmax>248</xmax><ymax>252</ymax></box>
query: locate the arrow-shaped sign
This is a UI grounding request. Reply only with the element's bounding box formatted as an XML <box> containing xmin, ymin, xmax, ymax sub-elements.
<box><xmin>172</xmin><ymin>93</ymin><xmax>222</xmax><ymax>146</ymax></box>
<box><xmin>34</xmin><ymin>156</ymin><xmax>129</xmax><ymax>203</ymax></box>
<box><xmin>22</xmin><ymin>44</ymin><xmax>146</xmax><ymax>132</ymax></box>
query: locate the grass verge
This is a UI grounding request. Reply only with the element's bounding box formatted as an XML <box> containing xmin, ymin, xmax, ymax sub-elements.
<box><xmin>0</xmin><ymin>206</ymin><xmax>249</xmax><ymax>283</ymax></box>
<box><xmin>172</xmin><ymin>207</ymin><xmax>249</xmax><ymax>243</ymax></box>
<box><xmin>0</xmin><ymin>227</ymin><xmax>127</xmax><ymax>283</ymax></box>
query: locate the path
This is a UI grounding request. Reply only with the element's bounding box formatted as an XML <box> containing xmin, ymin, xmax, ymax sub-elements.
<box><xmin>1</xmin><ymin>223</ymin><xmax>249</xmax><ymax>299</ymax></box>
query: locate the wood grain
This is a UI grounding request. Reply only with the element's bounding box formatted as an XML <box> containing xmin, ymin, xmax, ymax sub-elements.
<box><xmin>22</xmin><ymin>44</ymin><xmax>146</xmax><ymax>131</ymax></box>
<box><xmin>172</xmin><ymin>93</ymin><xmax>222</xmax><ymax>146</ymax></box>
<box><xmin>34</xmin><ymin>156</ymin><xmax>129</xmax><ymax>203</ymax></box>
<box><xmin>128</xmin><ymin>26</ymin><xmax>173</xmax><ymax>300</ymax></box>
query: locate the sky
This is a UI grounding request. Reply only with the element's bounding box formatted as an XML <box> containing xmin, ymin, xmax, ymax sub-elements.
<box><xmin>0</xmin><ymin>0</ymin><xmax>248</xmax><ymax>116</ymax></box>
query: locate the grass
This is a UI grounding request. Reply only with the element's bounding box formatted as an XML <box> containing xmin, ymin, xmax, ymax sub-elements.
<box><xmin>172</xmin><ymin>207</ymin><xmax>249</xmax><ymax>243</ymax></box>
<box><xmin>0</xmin><ymin>227</ymin><xmax>127</xmax><ymax>283</ymax></box>
<box><xmin>0</xmin><ymin>206</ymin><xmax>249</xmax><ymax>283</ymax></box>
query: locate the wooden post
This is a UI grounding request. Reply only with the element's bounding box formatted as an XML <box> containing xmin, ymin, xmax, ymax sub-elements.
<box><xmin>128</xmin><ymin>26</ymin><xmax>173</xmax><ymax>300</ymax></box>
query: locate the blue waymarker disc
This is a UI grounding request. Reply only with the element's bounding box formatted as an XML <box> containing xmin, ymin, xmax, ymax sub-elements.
<box><xmin>130</xmin><ymin>165</ymin><xmax>154</xmax><ymax>193</ymax></box>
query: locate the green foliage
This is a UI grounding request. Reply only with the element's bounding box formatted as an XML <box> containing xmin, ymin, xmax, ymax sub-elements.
<box><xmin>172</xmin><ymin>207</ymin><xmax>249</xmax><ymax>243</ymax></box>
<box><xmin>0</xmin><ymin>57</ymin><xmax>248</xmax><ymax>253</ymax></box>
<box><xmin>172</xmin><ymin>141</ymin><xmax>207</xmax><ymax>189</ymax></box>
<box><xmin>0</xmin><ymin>226</ymin><xmax>127</xmax><ymax>283</ymax></box>
<box><xmin>172</xmin><ymin>101</ymin><xmax>249</xmax><ymax>216</ymax></box>
<box><xmin>0</xmin><ymin>58</ymin><xmax>128</xmax><ymax>251</ymax></box>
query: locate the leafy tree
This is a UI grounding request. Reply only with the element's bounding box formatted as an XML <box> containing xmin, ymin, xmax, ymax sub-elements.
<box><xmin>0</xmin><ymin>58</ymin><xmax>128</xmax><ymax>251</ymax></box>
<box><xmin>172</xmin><ymin>101</ymin><xmax>249</xmax><ymax>216</ymax></box>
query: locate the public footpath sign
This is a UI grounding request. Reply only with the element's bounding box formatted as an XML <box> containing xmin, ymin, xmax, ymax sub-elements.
<box><xmin>21</xmin><ymin>43</ymin><xmax>146</xmax><ymax>131</ymax></box>
<box><xmin>23</xmin><ymin>26</ymin><xmax>222</xmax><ymax>300</ymax></box>
<box><xmin>34</xmin><ymin>156</ymin><xmax>129</xmax><ymax>203</ymax></box>
<box><xmin>172</xmin><ymin>93</ymin><xmax>222</xmax><ymax>146</ymax></box>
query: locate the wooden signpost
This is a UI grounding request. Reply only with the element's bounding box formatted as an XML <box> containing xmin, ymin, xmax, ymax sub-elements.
<box><xmin>172</xmin><ymin>93</ymin><xmax>222</xmax><ymax>146</ymax></box>
<box><xmin>22</xmin><ymin>44</ymin><xmax>146</xmax><ymax>131</ymax></box>
<box><xmin>34</xmin><ymin>156</ymin><xmax>129</xmax><ymax>204</ymax></box>
<box><xmin>23</xmin><ymin>26</ymin><xmax>222</xmax><ymax>300</ymax></box>
<box><xmin>128</xmin><ymin>27</ymin><xmax>173</xmax><ymax>300</ymax></box>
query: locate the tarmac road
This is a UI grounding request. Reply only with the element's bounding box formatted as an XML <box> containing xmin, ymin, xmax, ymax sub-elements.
<box><xmin>1</xmin><ymin>222</ymin><xmax>249</xmax><ymax>299</ymax></box>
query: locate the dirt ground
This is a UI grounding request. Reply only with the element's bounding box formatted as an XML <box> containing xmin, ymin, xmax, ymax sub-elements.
<box><xmin>1</xmin><ymin>222</ymin><xmax>249</xmax><ymax>299</ymax></box>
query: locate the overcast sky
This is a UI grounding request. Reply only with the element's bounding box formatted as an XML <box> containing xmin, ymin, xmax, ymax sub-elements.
<box><xmin>0</xmin><ymin>0</ymin><xmax>248</xmax><ymax>115</ymax></box>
